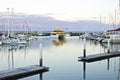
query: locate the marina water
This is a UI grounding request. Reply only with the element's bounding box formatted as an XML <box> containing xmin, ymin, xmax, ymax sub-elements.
<box><xmin>0</xmin><ymin>36</ymin><xmax>120</xmax><ymax>80</ymax></box>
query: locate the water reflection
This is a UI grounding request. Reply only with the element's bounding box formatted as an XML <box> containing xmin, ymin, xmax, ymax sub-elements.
<box><xmin>39</xmin><ymin>73</ymin><xmax>43</xmax><ymax>80</ymax></box>
<box><xmin>1</xmin><ymin>37</ymin><xmax>120</xmax><ymax>80</ymax></box>
<box><xmin>0</xmin><ymin>42</ymin><xmax>48</xmax><ymax>80</ymax></box>
<box><xmin>52</xmin><ymin>39</ymin><xmax>66</xmax><ymax>46</ymax></box>
<box><xmin>100</xmin><ymin>42</ymin><xmax>120</xmax><ymax>52</ymax></box>
<box><xmin>81</xmin><ymin>56</ymin><xmax>120</xmax><ymax>80</ymax></box>
<box><xmin>78</xmin><ymin>39</ymin><xmax>120</xmax><ymax>80</ymax></box>
<box><xmin>2</xmin><ymin>45</ymin><xmax>27</xmax><ymax>70</ymax></box>
<box><xmin>8</xmin><ymin>48</ymin><xmax>14</xmax><ymax>69</ymax></box>
<box><xmin>1</xmin><ymin>44</ymin><xmax>27</xmax><ymax>51</ymax></box>
<box><xmin>82</xmin><ymin>58</ymin><xmax>111</xmax><ymax>80</ymax></box>
<box><xmin>86</xmin><ymin>39</ymin><xmax>120</xmax><ymax>53</ymax></box>
<box><xmin>83</xmin><ymin>62</ymin><xmax>86</xmax><ymax>80</ymax></box>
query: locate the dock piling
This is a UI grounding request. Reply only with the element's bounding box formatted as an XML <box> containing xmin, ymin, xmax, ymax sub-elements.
<box><xmin>107</xmin><ymin>39</ymin><xmax>110</xmax><ymax>53</ymax></box>
<box><xmin>39</xmin><ymin>43</ymin><xmax>43</xmax><ymax>66</ymax></box>
<box><xmin>83</xmin><ymin>38</ymin><xmax>86</xmax><ymax>58</ymax></box>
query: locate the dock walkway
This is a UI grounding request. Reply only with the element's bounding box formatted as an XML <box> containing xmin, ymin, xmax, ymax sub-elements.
<box><xmin>78</xmin><ymin>52</ymin><xmax>120</xmax><ymax>62</ymax></box>
<box><xmin>0</xmin><ymin>65</ymin><xmax>49</xmax><ymax>80</ymax></box>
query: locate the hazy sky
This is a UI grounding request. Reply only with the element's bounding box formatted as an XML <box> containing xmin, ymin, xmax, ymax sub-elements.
<box><xmin>0</xmin><ymin>0</ymin><xmax>119</xmax><ymax>21</ymax></box>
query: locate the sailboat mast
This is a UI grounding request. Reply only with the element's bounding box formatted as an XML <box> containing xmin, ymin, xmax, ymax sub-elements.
<box><xmin>7</xmin><ymin>8</ymin><xmax>10</xmax><ymax>37</ymax></box>
<box><xmin>11</xmin><ymin>8</ymin><xmax>14</xmax><ymax>34</ymax></box>
<box><xmin>114</xmin><ymin>9</ymin><xmax>117</xmax><ymax>29</ymax></box>
<box><xmin>119</xmin><ymin>0</ymin><xmax>120</xmax><ymax>12</ymax></box>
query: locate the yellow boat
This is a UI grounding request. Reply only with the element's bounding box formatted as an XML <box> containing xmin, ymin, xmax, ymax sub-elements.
<box><xmin>50</xmin><ymin>29</ymin><xmax>66</xmax><ymax>37</ymax></box>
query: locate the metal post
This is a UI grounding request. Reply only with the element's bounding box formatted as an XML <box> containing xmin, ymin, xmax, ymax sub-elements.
<box><xmin>39</xmin><ymin>43</ymin><xmax>43</xmax><ymax>66</ymax></box>
<box><xmin>107</xmin><ymin>39</ymin><xmax>110</xmax><ymax>53</ymax></box>
<box><xmin>39</xmin><ymin>43</ymin><xmax>43</xmax><ymax>80</ymax></box>
<box><xmin>83</xmin><ymin>38</ymin><xmax>86</xmax><ymax>57</ymax></box>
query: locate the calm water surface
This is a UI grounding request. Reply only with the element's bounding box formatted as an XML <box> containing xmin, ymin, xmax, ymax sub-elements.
<box><xmin>0</xmin><ymin>36</ymin><xmax>120</xmax><ymax>80</ymax></box>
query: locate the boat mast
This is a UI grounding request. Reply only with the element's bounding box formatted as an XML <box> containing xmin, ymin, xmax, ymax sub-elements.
<box><xmin>114</xmin><ymin>10</ymin><xmax>117</xmax><ymax>29</ymax></box>
<box><xmin>11</xmin><ymin>8</ymin><xmax>14</xmax><ymax>35</ymax></box>
<box><xmin>7</xmin><ymin>8</ymin><xmax>10</xmax><ymax>38</ymax></box>
<box><xmin>119</xmin><ymin>0</ymin><xmax>120</xmax><ymax>13</ymax></box>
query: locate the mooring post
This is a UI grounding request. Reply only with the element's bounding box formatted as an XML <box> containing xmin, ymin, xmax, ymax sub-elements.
<box><xmin>83</xmin><ymin>37</ymin><xmax>86</xmax><ymax>58</ymax></box>
<box><xmin>39</xmin><ymin>43</ymin><xmax>43</xmax><ymax>66</ymax></box>
<box><xmin>107</xmin><ymin>39</ymin><xmax>110</xmax><ymax>53</ymax></box>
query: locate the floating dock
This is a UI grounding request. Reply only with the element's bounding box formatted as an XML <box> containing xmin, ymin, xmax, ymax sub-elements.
<box><xmin>0</xmin><ymin>65</ymin><xmax>49</xmax><ymax>80</ymax></box>
<box><xmin>78</xmin><ymin>52</ymin><xmax>120</xmax><ymax>62</ymax></box>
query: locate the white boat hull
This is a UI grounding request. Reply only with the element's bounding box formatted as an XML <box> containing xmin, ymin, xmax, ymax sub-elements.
<box><xmin>102</xmin><ymin>39</ymin><xmax>120</xmax><ymax>43</ymax></box>
<box><xmin>0</xmin><ymin>41</ymin><xmax>2</xmax><ymax>45</ymax></box>
<box><xmin>50</xmin><ymin>35</ymin><xmax>59</xmax><ymax>38</ymax></box>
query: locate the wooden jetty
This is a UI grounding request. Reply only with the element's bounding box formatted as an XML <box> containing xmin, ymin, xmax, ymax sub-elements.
<box><xmin>78</xmin><ymin>51</ymin><xmax>120</xmax><ymax>62</ymax></box>
<box><xmin>0</xmin><ymin>65</ymin><xmax>49</xmax><ymax>80</ymax></box>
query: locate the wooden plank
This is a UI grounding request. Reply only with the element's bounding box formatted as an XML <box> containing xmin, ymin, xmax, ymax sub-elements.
<box><xmin>0</xmin><ymin>65</ymin><xmax>49</xmax><ymax>80</ymax></box>
<box><xmin>78</xmin><ymin>52</ymin><xmax>120</xmax><ymax>62</ymax></box>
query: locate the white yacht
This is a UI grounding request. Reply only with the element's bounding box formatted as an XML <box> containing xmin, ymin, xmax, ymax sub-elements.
<box><xmin>102</xmin><ymin>28</ymin><xmax>120</xmax><ymax>43</ymax></box>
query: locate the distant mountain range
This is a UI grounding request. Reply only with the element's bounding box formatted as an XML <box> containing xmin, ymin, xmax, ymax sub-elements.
<box><xmin>0</xmin><ymin>13</ymin><xmax>114</xmax><ymax>32</ymax></box>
